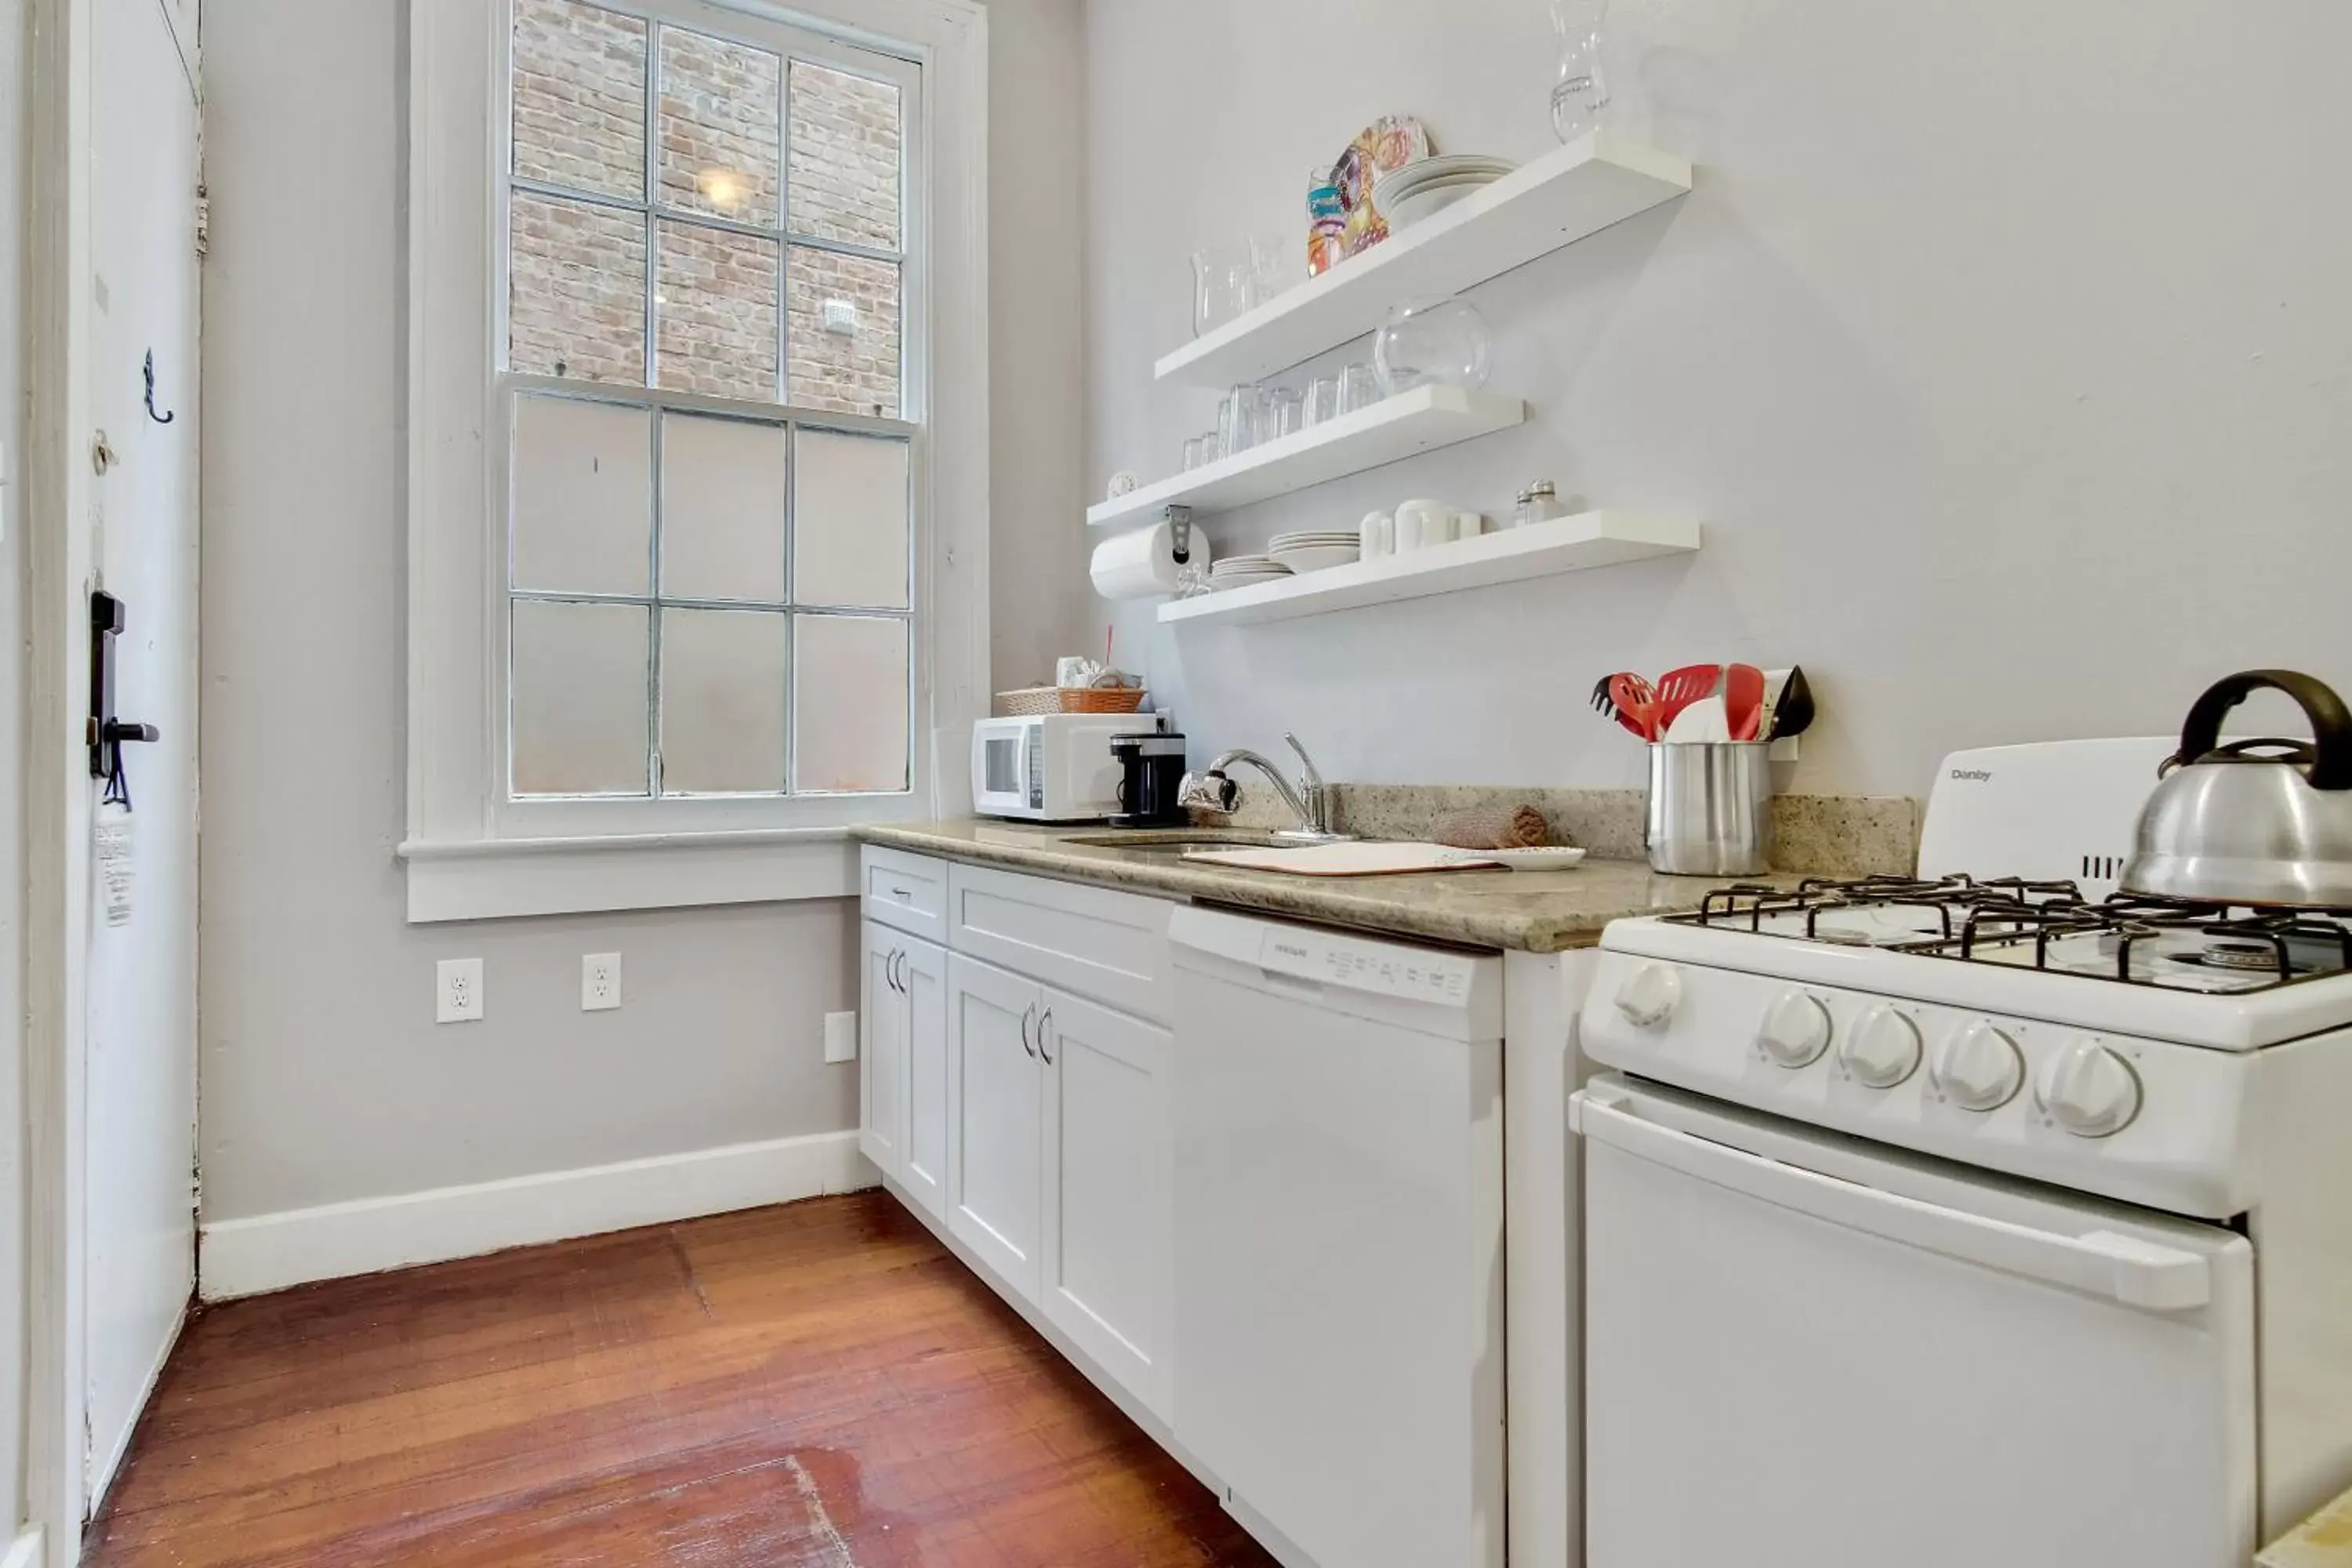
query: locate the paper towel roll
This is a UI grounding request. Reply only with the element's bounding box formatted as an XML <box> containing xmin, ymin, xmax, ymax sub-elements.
<box><xmin>1090</xmin><ymin>521</ymin><xmax>1211</xmax><ymax>601</ymax></box>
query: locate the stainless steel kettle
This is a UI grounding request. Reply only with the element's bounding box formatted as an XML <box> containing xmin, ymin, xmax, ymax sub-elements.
<box><xmin>2121</xmin><ymin>670</ymin><xmax>2352</xmax><ymax>907</ymax></box>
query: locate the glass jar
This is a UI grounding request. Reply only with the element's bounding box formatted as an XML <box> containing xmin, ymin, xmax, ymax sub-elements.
<box><xmin>1512</xmin><ymin>480</ymin><xmax>1568</xmax><ymax>528</ymax></box>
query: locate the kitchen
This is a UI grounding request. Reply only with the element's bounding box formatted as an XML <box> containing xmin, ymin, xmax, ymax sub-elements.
<box><xmin>7</xmin><ymin>2</ymin><xmax>2351</xmax><ymax>1567</ymax></box>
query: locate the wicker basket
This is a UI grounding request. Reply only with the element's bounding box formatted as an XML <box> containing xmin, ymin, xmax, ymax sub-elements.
<box><xmin>994</xmin><ymin>685</ymin><xmax>1147</xmax><ymax>717</ymax></box>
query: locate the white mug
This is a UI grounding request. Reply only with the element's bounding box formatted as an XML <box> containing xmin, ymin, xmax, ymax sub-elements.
<box><xmin>1455</xmin><ymin>509</ymin><xmax>1486</xmax><ymax>539</ymax></box>
<box><xmin>1395</xmin><ymin>499</ymin><xmax>1455</xmax><ymax>552</ymax></box>
<box><xmin>1359</xmin><ymin>510</ymin><xmax>1395</xmax><ymax>560</ymax></box>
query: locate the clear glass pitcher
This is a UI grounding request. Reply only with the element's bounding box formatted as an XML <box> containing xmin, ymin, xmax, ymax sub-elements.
<box><xmin>1549</xmin><ymin>0</ymin><xmax>1612</xmax><ymax>142</ymax></box>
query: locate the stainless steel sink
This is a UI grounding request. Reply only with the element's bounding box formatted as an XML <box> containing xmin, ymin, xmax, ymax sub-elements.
<box><xmin>1060</xmin><ymin>831</ymin><xmax>1294</xmax><ymax>855</ymax></box>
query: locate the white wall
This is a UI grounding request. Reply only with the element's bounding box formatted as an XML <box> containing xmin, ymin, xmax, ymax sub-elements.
<box><xmin>1084</xmin><ymin>1</ymin><xmax>2352</xmax><ymax>799</ymax></box>
<box><xmin>0</xmin><ymin>0</ymin><xmax>27</xmax><ymax>1526</ymax></box>
<box><xmin>198</xmin><ymin>0</ymin><xmax>1083</xmax><ymax>1225</ymax></box>
<box><xmin>988</xmin><ymin>0</ymin><xmax>1090</xmax><ymax>686</ymax></box>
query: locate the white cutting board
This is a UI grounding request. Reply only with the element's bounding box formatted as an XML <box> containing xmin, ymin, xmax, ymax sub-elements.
<box><xmin>1180</xmin><ymin>841</ymin><xmax>1500</xmax><ymax>877</ymax></box>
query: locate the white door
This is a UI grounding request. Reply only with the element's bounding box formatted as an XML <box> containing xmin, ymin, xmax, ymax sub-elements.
<box><xmin>1039</xmin><ymin>986</ymin><xmax>1171</xmax><ymax>1418</ymax></box>
<box><xmin>858</xmin><ymin>920</ymin><xmax>905</xmax><ymax>1180</ymax></box>
<box><xmin>946</xmin><ymin>953</ymin><xmax>1042</xmax><ymax>1300</ymax></box>
<box><xmin>1575</xmin><ymin>1076</ymin><xmax>2258</xmax><ymax>1568</ymax></box>
<box><xmin>899</xmin><ymin>937</ymin><xmax>949</xmax><ymax>1220</ymax></box>
<box><xmin>83</xmin><ymin>0</ymin><xmax>201</xmax><ymax>1508</ymax></box>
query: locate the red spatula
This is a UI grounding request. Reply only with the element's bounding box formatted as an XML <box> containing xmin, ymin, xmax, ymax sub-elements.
<box><xmin>1725</xmin><ymin>663</ymin><xmax>1767</xmax><ymax>742</ymax></box>
<box><xmin>1606</xmin><ymin>673</ymin><xmax>1661</xmax><ymax>741</ymax></box>
<box><xmin>1653</xmin><ymin>665</ymin><xmax>1722</xmax><ymax>733</ymax></box>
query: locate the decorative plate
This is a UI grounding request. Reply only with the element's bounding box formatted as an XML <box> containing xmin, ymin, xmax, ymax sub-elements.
<box><xmin>1330</xmin><ymin>114</ymin><xmax>1433</xmax><ymax>258</ymax></box>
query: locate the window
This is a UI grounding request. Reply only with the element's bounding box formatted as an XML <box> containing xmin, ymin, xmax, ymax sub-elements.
<box><xmin>402</xmin><ymin>0</ymin><xmax>989</xmax><ymax>920</ymax></box>
<box><xmin>501</xmin><ymin>0</ymin><xmax>917</xmax><ymax>804</ymax></box>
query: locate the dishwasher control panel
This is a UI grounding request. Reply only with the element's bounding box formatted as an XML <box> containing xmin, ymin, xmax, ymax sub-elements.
<box><xmin>1258</xmin><ymin>926</ymin><xmax>1476</xmax><ymax>1004</ymax></box>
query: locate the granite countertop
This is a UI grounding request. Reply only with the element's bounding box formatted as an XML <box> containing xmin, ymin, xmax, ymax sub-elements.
<box><xmin>852</xmin><ymin>820</ymin><xmax>1808</xmax><ymax>953</ymax></box>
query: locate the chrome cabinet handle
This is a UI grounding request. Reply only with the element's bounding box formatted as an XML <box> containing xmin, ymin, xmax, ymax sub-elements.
<box><xmin>1020</xmin><ymin>1002</ymin><xmax>1038</xmax><ymax>1058</ymax></box>
<box><xmin>1036</xmin><ymin>1007</ymin><xmax>1055</xmax><ymax>1065</ymax></box>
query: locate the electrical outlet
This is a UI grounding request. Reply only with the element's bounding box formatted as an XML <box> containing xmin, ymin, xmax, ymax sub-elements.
<box><xmin>437</xmin><ymin>957</ymin><xmax>484</xmax><ymax>1023</ymax></box>
<box><xmin>824</xmin><ymin>1011</ymin><xmax>857</xmax><ymax>1064</ymax></box>
<box><xmin>582</xmin><ymin>953</ymin><xmax>622</xmax><ymax>1011</ymax></box>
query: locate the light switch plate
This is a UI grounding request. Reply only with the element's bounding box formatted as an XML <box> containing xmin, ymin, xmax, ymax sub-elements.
<box><xmin>582</xmin><ymin>953</ymin><xmax>621</xmax><ymax>1011</ymax></box>
<box><xmin>437</xmin><ymin>957</ymin><xmax>484</xmax><ymax>1023</ymax></box>
<box><xmin>824</xmin><ymin>1011</ymin><xmax>857</xmax><ymax>1064</ymax></box>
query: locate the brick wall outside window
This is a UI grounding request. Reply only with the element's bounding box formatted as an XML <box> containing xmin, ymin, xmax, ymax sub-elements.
<box><xmin>507</xmin><ymin>0</ymin><xmax>906</xmax><ymax>416</ymax></box>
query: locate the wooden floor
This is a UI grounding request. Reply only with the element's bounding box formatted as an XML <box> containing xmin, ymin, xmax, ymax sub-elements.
<box><xmin>88</xmin><ymin>1192</ymin><xmax>1276</xmax><ymax>1567</ymax></box>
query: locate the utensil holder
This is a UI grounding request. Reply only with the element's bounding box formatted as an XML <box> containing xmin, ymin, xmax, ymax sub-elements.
<box><xmin>1646</xmin><ymin>742</ymin><xmax>1773</xmax><ymax>876</ymax></box>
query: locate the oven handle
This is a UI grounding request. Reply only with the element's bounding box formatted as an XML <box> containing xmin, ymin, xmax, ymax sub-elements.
<box><xmin>1570</xmin><ymin>1087</ymin><xmax>2212</xmax><ymax>1313</ymax></box>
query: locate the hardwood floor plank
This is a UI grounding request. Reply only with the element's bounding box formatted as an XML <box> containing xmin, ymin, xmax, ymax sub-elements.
<box><xmin>86</xmin><ymin>1192</ymin><xmax>1276</xmax><ymax>1567</ymax></box>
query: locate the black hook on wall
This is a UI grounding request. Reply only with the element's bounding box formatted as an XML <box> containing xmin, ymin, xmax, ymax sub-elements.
<box><xmin>143</xmin><ymin>349</ymin><xmax>175</xmax><ymax>425</ymax></box>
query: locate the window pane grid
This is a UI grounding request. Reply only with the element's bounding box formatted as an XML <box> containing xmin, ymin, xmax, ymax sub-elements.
<box><xmin>507</xmin><ymin>397</ymin><xmax>910</xmax><ymax>801</ymax></box>
<box><xmin>505</xmin><ymin>0</ymin><xmax>913</xmax><ymax>803</ymax></box>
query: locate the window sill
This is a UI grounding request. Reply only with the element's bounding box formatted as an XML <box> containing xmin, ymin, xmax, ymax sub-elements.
<box><xmin>397</xmin><ymin>828</ymin><xmax>862</xmax><ymax>923</ymax></box>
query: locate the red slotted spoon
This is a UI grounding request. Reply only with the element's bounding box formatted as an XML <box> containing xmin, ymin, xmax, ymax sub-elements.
<box><xmin>1653</xmin><ymin>664</ymin><xmax>1723</xmax><ymax>734</ymax></box>
<box><xmin>1606</xmin><ymin>673</ymin><xmax>1662</xmax><ymax>742</ymax></box>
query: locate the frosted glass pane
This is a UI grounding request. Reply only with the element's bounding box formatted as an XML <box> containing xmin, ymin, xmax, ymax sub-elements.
<box><xmin>512</xmin><ymin>397</ymin><xmax>652</xmax><ymax>595</ymax></box>
<box><xmin>656</xmin><ymin>220</ymin><xmax>779</xmax><ymax>401</ymax></box>
<box><xmin>512</xmin><ymin>0</ymin><xmax>645</xmax><ymax>200</ymax></box>
<box><xmin>510</xmin><ymin>194</ymin><xmax>648</xmax><ymax>385</ymax></box>
<box><xmin>787</xmin><ymin>60</ymin><xmax>900</xmax><ymax>249</ymax></box>
<box><xmin>793</xmin><ymin>430</ymin><xmax>909</xmax><ymax>610</ymax></box>
<box><xmin>786</xmin><ymin>247</ymin><xmax>901</xmax><ymax>416</ymax></box>
<box><xmin>660</xmin><ymin>608</ymin><xmax>786</xmax><ymax>793</ymax></box>
<box><xmin>794</xmin><ymin>614</ymin><xmax>908</xmax><ymax>793</ymax></box>
<box><xmin>657</xmin><ymin>27</ymin><xmax>780</xmax><ymax>226</ymax></box>
<box><xmin>512</xmin><ymin>600</ymin><xmax>650</xmax><ymax>796</ymax></box>
<box><xmin>660</xmin><ymin>415</ymin><xmax>787</xmax><ymax>601</ymax></box>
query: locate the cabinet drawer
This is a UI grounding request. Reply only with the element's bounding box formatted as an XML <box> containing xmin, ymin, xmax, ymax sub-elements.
<box><xmin>862</xmin><ymin>846</ymin><xmax>948</xmax><ymax>944</ymax></box>
<box><xmin>948</xmin><ymin>863</ymin><xmax>1174</xmax><ymax>1024</ymax></box>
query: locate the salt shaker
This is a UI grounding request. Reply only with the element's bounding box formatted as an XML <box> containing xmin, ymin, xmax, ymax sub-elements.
<box><xmin>1512</xmin><ymin>480</ymin><xmax>1566</xmax><ymax>529</ymax></box>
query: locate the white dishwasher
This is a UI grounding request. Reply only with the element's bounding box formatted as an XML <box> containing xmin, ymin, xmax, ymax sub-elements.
<box><xmin>1168</xmin><ymin>906</ymin><xmax>1505</xmax><ymax>1568</ymax></box>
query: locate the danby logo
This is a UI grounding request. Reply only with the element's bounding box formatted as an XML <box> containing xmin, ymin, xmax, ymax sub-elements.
<box><xmin>1949</xmin><ymin>768</ymin><xmax>1993</xmax><ymax>782</ymax></box>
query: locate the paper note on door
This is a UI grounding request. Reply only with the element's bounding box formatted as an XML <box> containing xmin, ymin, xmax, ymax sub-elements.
<box><xmin>96</xmin><ymin>809</ymin><xmax>135</xmax><ymax>927</ymax></box>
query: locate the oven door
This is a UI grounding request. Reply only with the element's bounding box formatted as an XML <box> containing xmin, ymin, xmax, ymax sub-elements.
<box><xmin>971</xmin><ymin>719</ymin><xmax>1039</xmax><ymax>818</ymax></box>
<box><xmin>1572</xmin><ymin>1074</ymin><xmax>2256</xmax><ymax>1568</ymax></box>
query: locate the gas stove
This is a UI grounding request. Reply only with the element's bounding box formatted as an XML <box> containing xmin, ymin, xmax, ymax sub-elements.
<box><xmin>1673</xmin><ymin>874</ymin><xmax>2352</xmax><ymax>995</ymax></box>
<box><xmin>1579</xmin><ymin>738</ymin><xmax>2352</xmax><ymax>1220</ymax></box>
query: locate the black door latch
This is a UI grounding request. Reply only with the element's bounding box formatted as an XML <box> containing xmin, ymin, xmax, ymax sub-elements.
<box><xmin>89</xmin><ymin>590</ymin><xmax>161</xmax><ymax>807</ymax></box>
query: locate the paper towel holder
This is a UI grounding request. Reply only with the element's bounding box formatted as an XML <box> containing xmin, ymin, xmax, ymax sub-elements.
<box><xmin>1163</xmin><ymin>504</ymin><xmax>1194</xmax><ymax>565</ymax></box>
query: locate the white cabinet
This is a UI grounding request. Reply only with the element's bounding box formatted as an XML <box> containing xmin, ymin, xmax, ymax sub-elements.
<box><xmin>860</xmin><ymin>920</ymin><xmax>947</xmax><ymax>1218</ymax></box>
<box><xmin>898</xmin><ymin>938</ymin><xmax>949</xmax><ymax>1221</ymax></box>
<box><xmin>947</xmin><ymin>953</ymin><xmax>1046</xmax><ymax>1300</ymax></box>
<box><xmin>858</xmin><ymin>920</ymin><xmax>906</xmax><ymax>1180</ymax></box>
<box><xmin>1040</xmin><ymin>989</ymin><xmax>1174</xmax><ymax>1419</ymax></box>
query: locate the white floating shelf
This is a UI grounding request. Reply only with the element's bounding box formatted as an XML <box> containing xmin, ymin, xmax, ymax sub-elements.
<box><xmin>1158</xmin><ymin>511</ymin><xmax>1700</xmax><ymax>627</ymax></box>
<box><xmin>1156</xmin><ymin>131</ymin><xmax>1693</xmax><ymax>388</ymax></box>
<box><xmin>1087</xmin><ymin>385</ymin><xmax>1526</xmax><ymax>533</ymax></box>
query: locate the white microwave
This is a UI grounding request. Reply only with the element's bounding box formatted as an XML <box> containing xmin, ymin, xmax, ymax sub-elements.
<box><xmin>971</xmin><ymin>713</ymin><xmax>1150</xmax><ymax>822</ymax></box>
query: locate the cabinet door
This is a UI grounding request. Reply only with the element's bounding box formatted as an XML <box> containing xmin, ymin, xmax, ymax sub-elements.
<box><xmin>946</xmin><ymin>954</ymin><xmax>1044</xmax><ymax>1301</ymax></box>
<box><xmin>1040</xmin><ymin>986</ymin><xmax>1174</xmax><ymax>1418</ymax></box>
<box><xmin>858</xmin><ymin>920</ymin><xmax>906</xmax><ymax>1180</ymax></box>
<box><xmin>899</xmin><ymin>937</ymin><xmax>949</xmax><ymax>1221</ymax></box>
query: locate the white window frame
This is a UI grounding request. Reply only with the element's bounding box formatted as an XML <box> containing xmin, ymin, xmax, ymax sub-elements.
<box><xmin>401</xmin><ymin>0</ymin><xmax>989</xmax><ymax>923</ymax></box>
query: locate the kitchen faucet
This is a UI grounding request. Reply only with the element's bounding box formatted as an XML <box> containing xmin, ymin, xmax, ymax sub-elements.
<box><xmin>1178</xmin><ymin>732</ymin><xmax>1350</xmax><ymax>843</ymax></box>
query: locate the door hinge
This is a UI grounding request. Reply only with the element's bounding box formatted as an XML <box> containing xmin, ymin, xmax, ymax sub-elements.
<box><xmin>194</xmin><ymin>185</ymin><xmax>210</xmax><ymax>257</ymax></box>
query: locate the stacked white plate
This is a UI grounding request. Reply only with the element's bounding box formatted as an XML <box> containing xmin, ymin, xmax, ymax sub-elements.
<box><xmin>1268</xmin><ymin>530</ymin><xmax>1363</xmax><ymax>573</ymax></box>
<box><xmin>1210</xmin><ymin>554</ymin><xmax>1294</xmax><ymax>590</ymax></box>
<box><xmin>1374</xmin><ymin>154</ymin><xmax>1516</xmax><ymax>230</ymax></box>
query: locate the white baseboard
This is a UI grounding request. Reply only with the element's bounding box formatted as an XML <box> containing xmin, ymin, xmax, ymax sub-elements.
<box><xmin>2</xmin><ymin>1527</ymin><xmax>43</xmax><ymax>1568</ymax></box>
<box><xmin>199</xmin><ymin>1130</ymin><xmax>877</xmax><ymax>1301</ymax></box>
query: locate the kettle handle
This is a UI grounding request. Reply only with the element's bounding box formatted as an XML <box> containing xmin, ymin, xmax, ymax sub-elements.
<box><xmin>2176</xmin><ymin>670</ymin><xmax>2352</xmax><ymax>791</ymax></box>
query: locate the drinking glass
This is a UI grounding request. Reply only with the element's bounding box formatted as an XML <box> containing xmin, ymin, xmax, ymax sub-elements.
<box><xmin>1303</xmin><ymin>376</ymin><xmax>1341</xmax><ymax>426</ymax></box>
<box><xmin>1339</xmin><ymin>361</ymin><xmax>1379</xmax><ymax>414</ymax></box>
<box><xmin>1249</xmin><ymin>231</ymin><xmax>1300</xmax><ymax>304</ymax></box>
<box><xmin>1192</xmin><ymin>245</ymin><xmax>1254</xmax><ymax>337</ymax></box>
<box><xmin>1267</xmin><ymin>387</ymin><xmax>1305</xmax><ymax>441</ymax></box>
<box><xmin>1218</xmin><ymin>386</ymin><xmax>1259</xmax><ymax>454</ymax></box>
<box><xmin>1182</xmin><ymin>437</ymin><xmax>1206</xmax><ymax>470</ymax></box>
<box><xmin>1549</xmin><ymin>0</ymin><xmax>1612</xmax><ymax>141</ymax></box>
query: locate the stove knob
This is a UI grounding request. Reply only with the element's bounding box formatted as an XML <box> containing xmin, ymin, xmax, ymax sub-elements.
<box><xmin>2037</xmin><ymin>1039</ymin><xmax>2142</xmax><ymax>1138</ymax></box>
<box><xmin>1756</xmin><ymin>990</ymin><xmax>1832</xmax><ymax>1068</ymax></box>
<box><xmin>1613</xmin><ymin>964</ymin><xmax>1682</xmax><ymax>1030</ymax></box>
<box><xmin>1841</xmin><ymin>1005</ymin><xmax>1922</xmax><ymax>1088</ymax></box>
<box><xmin>1933</xmin><ymin>1021</ymin><xmax>2024</xmax><ymax>1111</ymax></box>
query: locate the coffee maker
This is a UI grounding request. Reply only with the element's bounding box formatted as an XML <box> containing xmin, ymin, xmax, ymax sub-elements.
<box><xmin>1109</xmin><ymin>731</ymin><xmax>1189</xmax><ymax>829</ymax></box>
